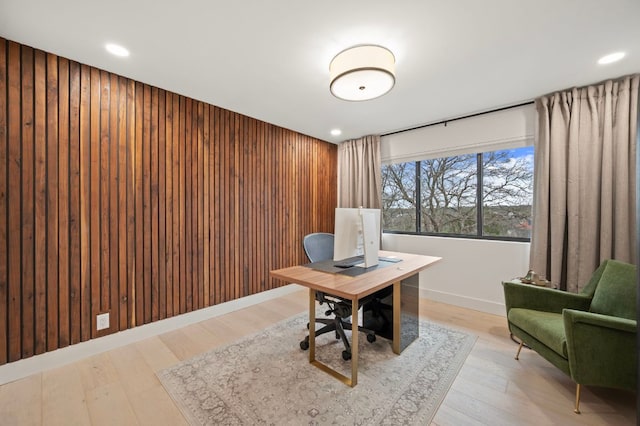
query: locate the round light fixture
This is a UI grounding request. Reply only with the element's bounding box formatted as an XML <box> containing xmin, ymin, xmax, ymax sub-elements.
<box><xmin>330</xmin><ymin>129</ymin><xmax>342</xmax><ymax>136</ymax></box>
<box><xmin>597</xmin><ymin>51</ymin><xmax>625</xmax><ymax>65</ymax></box>
<box><xmin>329</xmin><ymin>45</ymin><xmax>395</xmax><ymax>101</ymax></box>
<box><xmin>105</xmin><ymin>43</ymin><xmax>130</xmax><ymax>57</ymax></box>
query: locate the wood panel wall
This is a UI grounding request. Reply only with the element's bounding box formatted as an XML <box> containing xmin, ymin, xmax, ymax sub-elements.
<box><xmin>0</xmin><ymin>38</ymin><xmax>337</xmax><ymax>365</ymax></box>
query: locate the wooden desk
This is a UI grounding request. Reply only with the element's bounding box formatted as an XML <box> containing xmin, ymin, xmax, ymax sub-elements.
<box><xmin>270</xmin><ymin>250</ymin><xmax>441</xmax><ymax>386</ymax></box>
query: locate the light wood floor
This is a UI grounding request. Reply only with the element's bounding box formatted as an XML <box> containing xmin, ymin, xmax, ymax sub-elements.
<box><xmin>0</xmin><ymin>290</ymin><xmax>636</xmax><ymax>425</ymax></box>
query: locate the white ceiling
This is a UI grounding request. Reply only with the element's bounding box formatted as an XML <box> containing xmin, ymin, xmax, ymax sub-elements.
<box><xmin>1</xmin><ymin>0</ymin><xmax>639</xmax><ymax>143</ymax></box>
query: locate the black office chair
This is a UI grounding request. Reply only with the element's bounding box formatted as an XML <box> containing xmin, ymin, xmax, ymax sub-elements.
<box><xmin>299</xmin><ymin>232</ymin><xmax>377</xmax><ymax>360</ymax></box>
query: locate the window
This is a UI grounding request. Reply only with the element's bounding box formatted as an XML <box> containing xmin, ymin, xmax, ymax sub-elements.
<box><xmin>382</xmin><ymin>146</ymin><xmax>534</xmax><ymax>240</ymax></box>
<box><xmin>381</xmin><ymin>162</ymin><xmax>417</xmax><ymax>232</ymax></box>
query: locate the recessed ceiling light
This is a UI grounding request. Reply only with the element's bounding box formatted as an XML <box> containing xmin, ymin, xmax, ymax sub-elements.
<box><xmin>597</xmin><ymin>51</ymin><xmax>625</xmax><ymax>65</ymax></box>
<box><xmin>105</xmin><ymin>43</ymin><xmax>130</xmax><ymax>57</ymax></box>
<box><xmin>330</xmin><ymin>129</ymin><xmax>342</xmax><ymax>136</ymax></box>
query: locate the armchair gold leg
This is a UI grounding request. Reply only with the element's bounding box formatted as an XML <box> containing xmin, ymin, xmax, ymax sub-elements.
<box><xmin>515</xmin><ymin>341</ymin><xmax>524</xmax><ymax>360</ymax></box>
<box><xmin>574</xmin><ymin>384</ymin><xmax>581</xmax><ymax>414</ymax></box>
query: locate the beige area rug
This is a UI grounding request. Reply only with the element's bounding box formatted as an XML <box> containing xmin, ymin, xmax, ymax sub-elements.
<box><xmin>157</xmin><ymin>312</ymin><xmax>476</xmax><ymax>425</ymax></box>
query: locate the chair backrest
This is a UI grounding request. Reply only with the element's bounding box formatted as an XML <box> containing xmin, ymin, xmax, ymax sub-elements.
<box><xmin>589</xmin><ymin>259</ymin><xmax>637</xmax><ymax>320</ymax></box>
<box><xmin>303</xmin><ymin>233</ymin><xmax>334</xmax><ymax>263</ymax></box>
<box><xmin>580</xmin><ymin>260</ymin><xmax>609</xmax><ymax>297</ymax></box>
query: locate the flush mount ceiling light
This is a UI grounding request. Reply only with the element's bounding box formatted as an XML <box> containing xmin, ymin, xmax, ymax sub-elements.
<box><xmin>329</xmin><ymin>45</ymin><xmax>395</xmax><ymax>101</ymax></box>
<box><xmin>105</xmin><ymin>43</ymin><xmax>130</xmax><ymax>57</ymax></box>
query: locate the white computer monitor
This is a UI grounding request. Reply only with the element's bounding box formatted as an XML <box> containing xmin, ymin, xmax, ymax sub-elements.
<box><xmin>333</xmin><ymin>207</ymin><xmax>380</xmax><ymax>267</ymax></box>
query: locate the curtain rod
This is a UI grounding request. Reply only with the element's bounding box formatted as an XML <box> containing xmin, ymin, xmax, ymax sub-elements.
<box><xmin>381</xmin><ymin>100</ymin><xmax>534</xmax><ymax>137</ymax></box>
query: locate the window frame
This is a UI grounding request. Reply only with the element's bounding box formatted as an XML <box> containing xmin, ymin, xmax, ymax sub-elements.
<box><xmin>382</xmin><ymin>150</ymin><xmax>532</xmax><ymax>243</ymax></box>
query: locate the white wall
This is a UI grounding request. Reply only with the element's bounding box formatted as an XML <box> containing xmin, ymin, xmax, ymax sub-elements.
<box><xmin>382</xmin><ymin>234</ymin><xmax>529</xmax><ymax>316</ymax></box>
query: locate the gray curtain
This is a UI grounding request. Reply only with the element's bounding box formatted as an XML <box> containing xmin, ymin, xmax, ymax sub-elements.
<box><xmin>337</xmin><ymin>135</ymin><xmax>382</xmax><ymax>208</ymax></box>
<box><xmin>530</xmin><ymin>74</ymin><xmax>639</xmax><ymax>292</ymax></box>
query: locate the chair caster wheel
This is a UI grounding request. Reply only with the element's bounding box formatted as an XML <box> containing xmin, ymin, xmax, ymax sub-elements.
<box><xmin>342</xmin><ymin>350</ymin><xmax>351</xmax><ymax>361</ymax></box>
<box><xmin>367</xmin><ymin>334</ymin><xmax>376</xmax><ymax>343</ymax></box>
<box><xmin>300</xmin><ymin>340</ymin><xmax>309</xmax><ymax>350</ymax></box>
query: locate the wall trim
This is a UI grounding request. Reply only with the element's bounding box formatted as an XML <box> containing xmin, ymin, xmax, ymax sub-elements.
<box><xmin>0</xmin><ymin>284</ymin><xmax>304</xmax><ymax>385</ymax></box>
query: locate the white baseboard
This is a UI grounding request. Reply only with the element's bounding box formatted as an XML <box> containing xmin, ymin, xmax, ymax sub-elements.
<box><xmin>0</xmin><ymin>284</ymin><xmax>304</xmax><ymax>385</ymax></box>
<box><xmin>420</xmin><ymin>288</ymin><xmax>506</xmax><ymax>317</ymax></box>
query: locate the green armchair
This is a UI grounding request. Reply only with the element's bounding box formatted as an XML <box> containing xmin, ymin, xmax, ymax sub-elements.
<box><xmin>502</xmin><ymin>259</ymin><xmax>637</xmax><ymax>413</ymax></box>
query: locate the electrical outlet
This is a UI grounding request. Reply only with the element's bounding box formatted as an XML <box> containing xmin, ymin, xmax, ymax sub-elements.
<box><xmin>97</xmin><ymin>313</ymin><xmax>110</xmax><ymax>331</ymax></box>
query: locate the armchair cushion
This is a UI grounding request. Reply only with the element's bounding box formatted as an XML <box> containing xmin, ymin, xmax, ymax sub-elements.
<box><xmin>508</xmin><ymin>308</ymin><xmax>566</xmax><ymax>357</ymax></box>
<box><xmin>589</xmin><ymin>260</ymin><xmax>637</xmax><ymax>320</ymax></box>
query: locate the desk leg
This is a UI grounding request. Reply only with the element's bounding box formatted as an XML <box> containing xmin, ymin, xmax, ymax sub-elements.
<box><xmin>309</xmin><ymin>289</ymin><xmax>316</xmax><ymax>363</ymax></box>
<box><xmin>363</xmin><ymin>275</ymin><xmax>419</xmax><ymax>353</ymax></box>
<box><xmin>392</xmin><ymin>273</ymin><xmax>420</xmax><ymax>354</ymax></box>
<box><xmin>307</xmin><ymin>289</ymin><xmax>358</xmax><ymax>387</ymax></box>
<box><xmin>392</xmin><ymin>281</ymin><xmax>401</xmax><ymax>354</ymax></box>
<box><xmin>350</xmin><ymin>298</ymin><xmax>358</xmax><ymax>387</ymax></box>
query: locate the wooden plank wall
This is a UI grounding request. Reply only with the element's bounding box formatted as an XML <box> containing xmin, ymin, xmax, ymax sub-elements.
<box><xmin>0</xmin><ymin>38</ymin><xmax>337</xmax><ymax>365</ymax></box>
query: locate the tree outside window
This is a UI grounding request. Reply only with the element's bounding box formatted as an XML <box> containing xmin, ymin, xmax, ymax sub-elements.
<box><xmin>381</xmin><ymin>162</ymin><xmax>416</xmax><ymax>232</ymax></box>
<box><xmin>482</xmin><ymin>148</ymin><xmax>533</xmax><ymax>238</ymax></box>
<box><xmin>420</xmin><ymin>154</ymin><xmax>477</xmax><ymax>235</ymax></box>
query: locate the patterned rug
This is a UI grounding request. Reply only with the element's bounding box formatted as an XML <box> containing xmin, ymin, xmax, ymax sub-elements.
<box><xmin>157</xmin><ymin>312</ymin><xmax>476</xmax><ymax>425</ymax></box>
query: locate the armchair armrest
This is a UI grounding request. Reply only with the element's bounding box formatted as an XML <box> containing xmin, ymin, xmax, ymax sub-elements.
<box><xmin>563</xmin><ymin>309</ymin><xmax>637</xmax><ymax>390</ymax></box>
<box><xmin>563</xmin><ymin>309</ymin><xmax>637</xmax><ymax>333</ymax></box>
<box><xmin>502</xmin><ymin>281</ymin><xmax>592</xmax><ymax>314</ymax></box>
